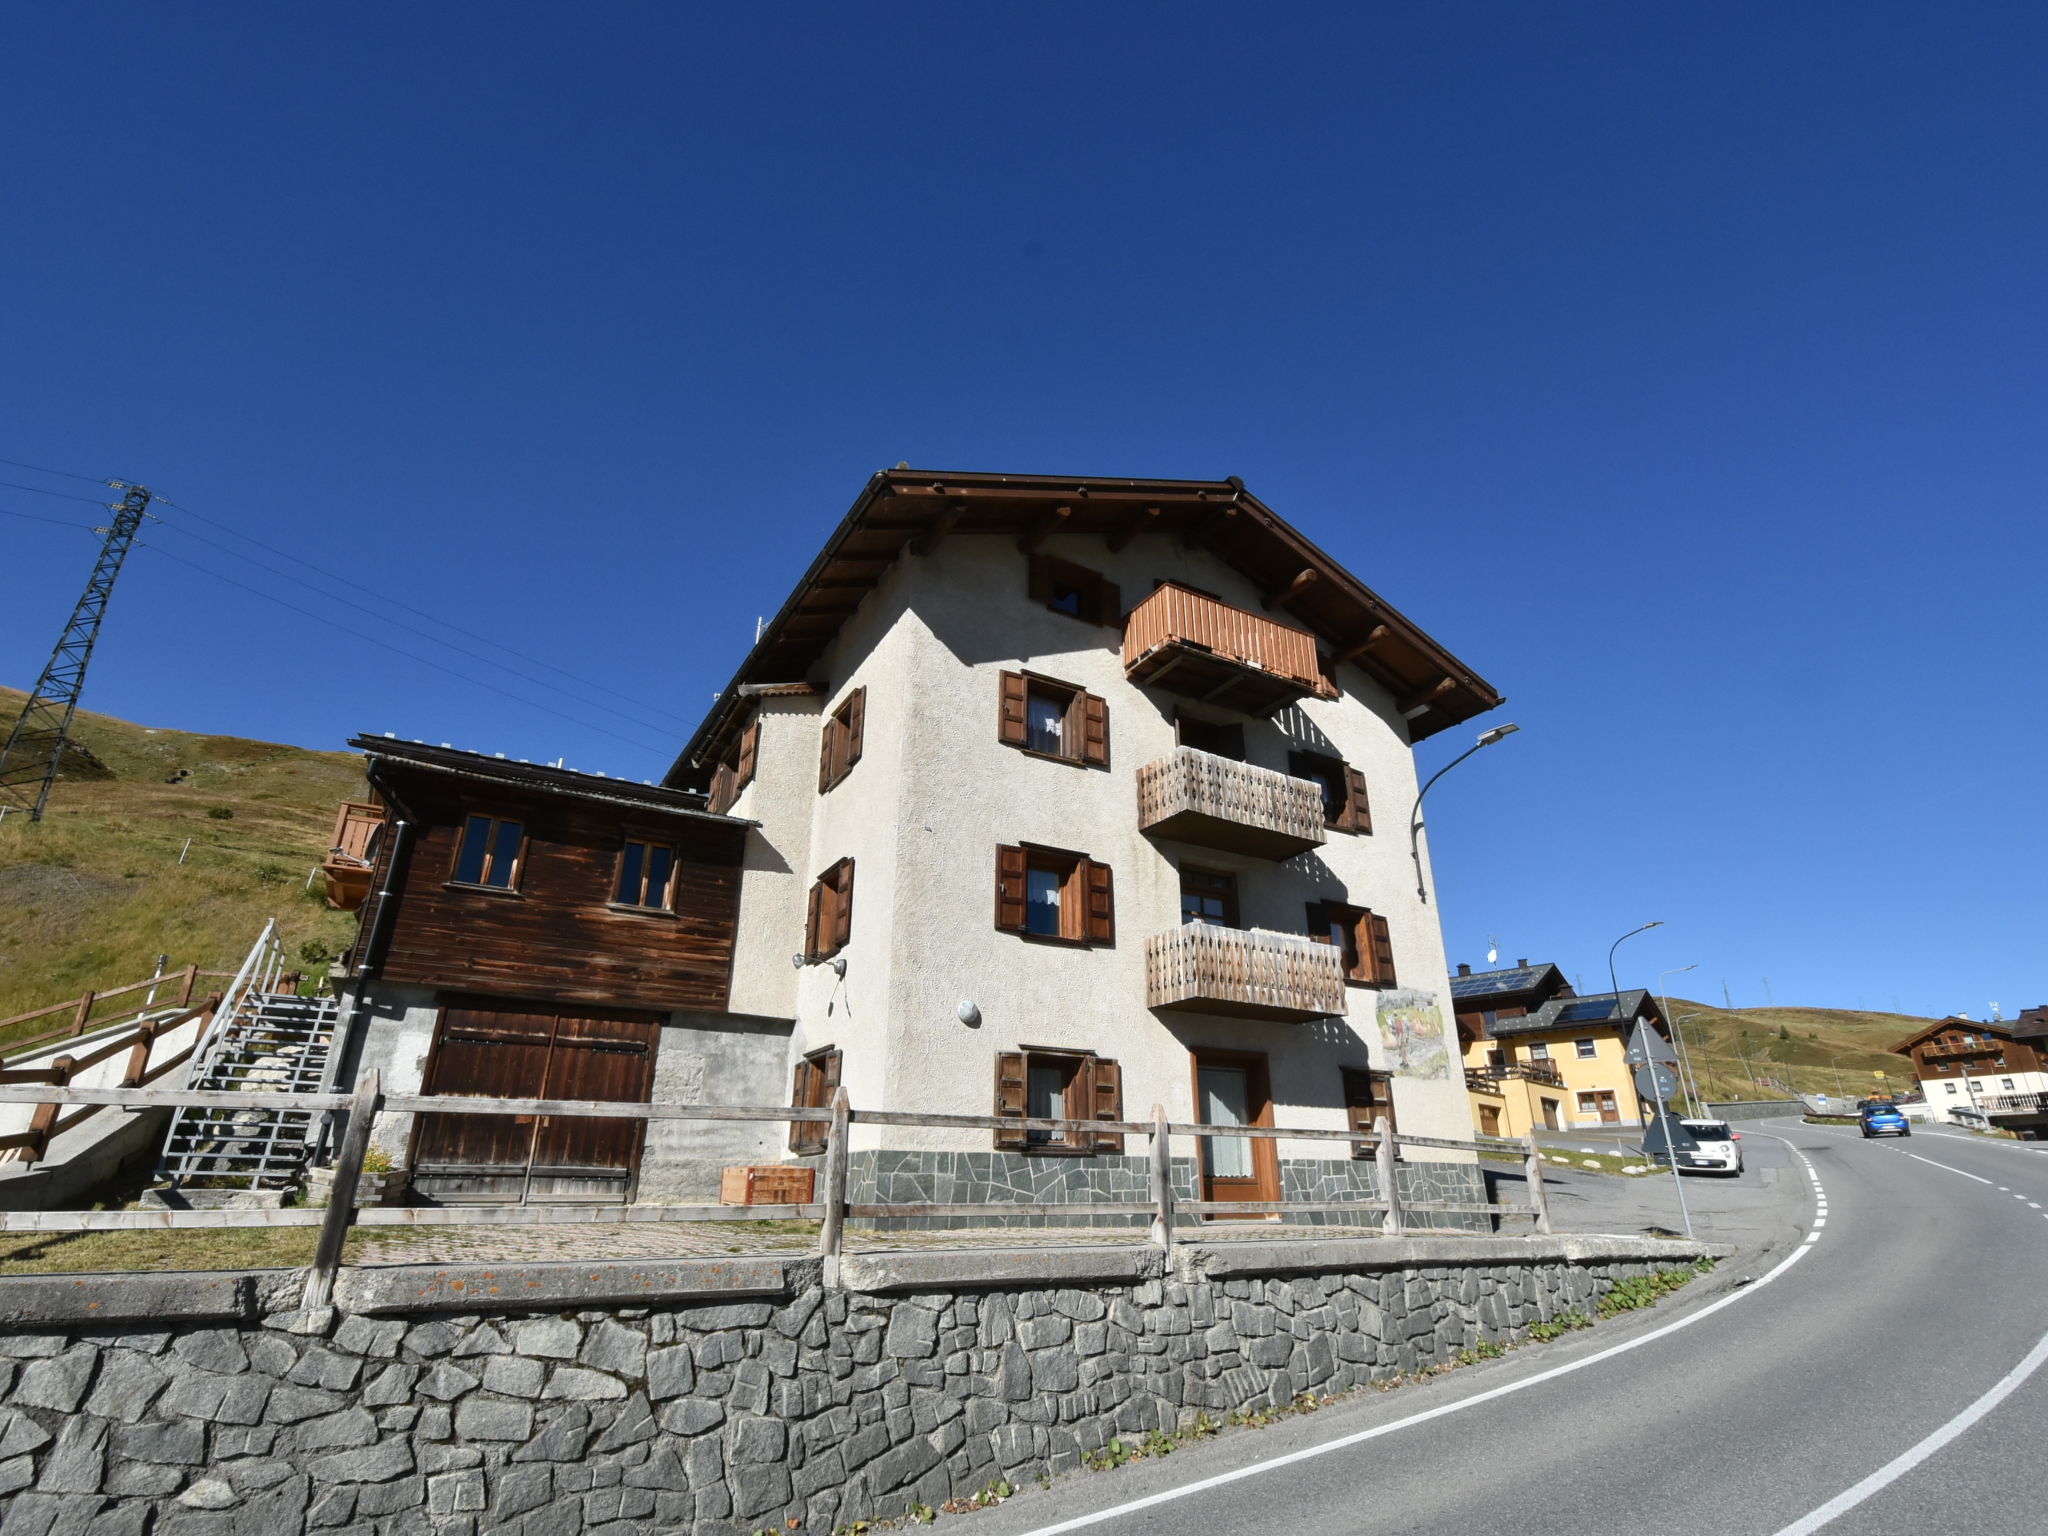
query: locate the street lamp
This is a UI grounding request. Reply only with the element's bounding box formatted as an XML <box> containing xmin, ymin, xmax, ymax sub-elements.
<box><xmin>1658</xmin><ymin>964</ymin><xmax>1699</xmax><ymax>1110</ymax></box>
<box><xmin>1676</xmin><ymin>1012</ymin><xmax>1714</xmax><ymax>1107</ymax></box>
<box><xmin>1408</xmin><ymin>723</ymin><xmax>1520</xmax><ymax>903</ymax></box>
<box><xmin>1610</xmin><ymin>921</ymin><xmax>1692</xmax><ymax>1239</ymax></box>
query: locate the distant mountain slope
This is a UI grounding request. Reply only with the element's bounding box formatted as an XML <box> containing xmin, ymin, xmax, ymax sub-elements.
<box><xmin>0</xmin><ymin>685</ymin><xmax>363</xmax><ymax>1032</ymax></box>
<box><xmin>1664</xmin><ymin>997</ymin><xmax>1932</xmax><ymax>1101</ymax></box>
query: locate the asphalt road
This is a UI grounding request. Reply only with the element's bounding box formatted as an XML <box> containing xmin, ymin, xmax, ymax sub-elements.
<box><xmin>963</xmin><ymin>1119</ymin><xmax>2048</xmax><ymax>1536</ymax></box>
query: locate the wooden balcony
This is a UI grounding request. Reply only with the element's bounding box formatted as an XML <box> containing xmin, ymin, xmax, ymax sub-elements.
<box><xmin>1469</xmin><ymin>1062</ymin><xmax>1566</xmax><ymax>1090</ymax></box>
<box><xmin>319</xmin><ymin>801</ymin><xmax>385</xmax><ymax>911</ymax></box>
<box><xmin>1145</xmin><ymin>922</ymin><xmax>1346</xmax><ymax>1023</ymax></box>
<box><xmin>1136</xmin><ymin>748</ymin><xmax>1327</xmax><ymax>860</ymax></box>
<box><xmin>1123</xmin><ymin>583</ymin><xmax>1339</xmax><ymax>717</ymax></box>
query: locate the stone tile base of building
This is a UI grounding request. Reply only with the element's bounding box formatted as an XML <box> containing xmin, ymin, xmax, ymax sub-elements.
<box><xmin>834</xmin><ymin>1149</ymin><xmax>1488</xmax><ymax>1231</ymax></box>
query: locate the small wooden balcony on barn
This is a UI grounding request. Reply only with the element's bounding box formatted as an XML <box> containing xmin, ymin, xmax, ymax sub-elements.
<box><xmin>1136</xmin><ymin>747</ymin><xmax>1328</xmax><ymax>860</ymax></box>
<box><xmin>1145</xmin><ymin>921</ymin><xmax>1346</xmax><ymax>1023</ymax></box>
<box><xmin>1122</xmin><ymin>583</ymin><xmax>1339</xmax><ymax>717</ymax></box>
<box><xmin>319</xmin><ymin>801</ymin><xmax>386</xmax><ymax>911</ymax></box>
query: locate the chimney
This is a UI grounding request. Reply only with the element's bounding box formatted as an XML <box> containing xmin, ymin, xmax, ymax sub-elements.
<box><xmin>1456</xmin><ymin>963</ymin><xmax>1471</xmax><ymax>977</ymax></box>
<box><xmin>1518</xmin><ymin>959</ymin><xmax>1528</xmax><ymax>969</ymax></box>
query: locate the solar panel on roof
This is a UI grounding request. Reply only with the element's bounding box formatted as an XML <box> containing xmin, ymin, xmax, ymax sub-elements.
<box><xmin>1554</xmin><ymin>998</ymin><xmax>1619</xmax><ymax>1024</ymax></box>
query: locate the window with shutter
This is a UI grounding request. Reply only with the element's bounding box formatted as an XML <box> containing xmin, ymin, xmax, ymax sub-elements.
<box><xmin>1343</xmin><ymin>767</ymin><xmax>1372</xmax><ymax>834</ymax></box>
<box><xmin>1288</xmin><ymin>752</ymin><xmax>1371</xmax><ymax>832</ymax></box>
<box><xmin>1028</xmin><ymin>555</ymin><xmax>1120</xmax><ymax>628</ymax></box>
<box><xmin>710</xmin><ymin>719</ymin><xmax>761</xmax><ymax>816</ymax></box>
<box><xmin>1366</xmin><ymin>911</ymin><xmax>1396</xmax><ymax>986</ymax></box>
<box><xmin>788</xmin><ymin>1046</ymin><xmax>842</xmax><ymax>1154</ymax></box>
<box><xmin>997</xmin><ymin>670</ymin><xmax>1107</xmax><ymax>768</ymax></box>
<box><xmin>997</xmin><ymin>845</ymin><xmax>1113</xmax><ymax>945</ymax></box>
<box><xmin>1342</xmin><ymin>1068</ymin><xmax>1395</xmax><ymax>1158</ymax></box>
<box><xmin>994</xmin><ymin>1048</ymin><xmax>1120</xmax><ymax>1154</ymax></box>
<box><xmin>806</xmin><ymin>859</ymin><xmax>854</xmax><ymax>960</ymax></box>
<box><xmin>1309</xmin><ymin>901</ymin><xmax>1390</xmax><ymax>986</ymax></box>
<box><xmin>818</xmin><ymin>689</ymin><xmax>866</xmax><ymax>794</ymax></box>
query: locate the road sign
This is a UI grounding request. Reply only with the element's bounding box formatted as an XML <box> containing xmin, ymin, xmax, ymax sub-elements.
<box><xmin>1624</xmin><ymin>1020</ymin><xmax>1679</xmax><ymax>1068</ymax></box>
<box><xmin>1634</xmin><ymin>1063</ymin><xmax>1680</xmax><ymax>1102</ymax></box>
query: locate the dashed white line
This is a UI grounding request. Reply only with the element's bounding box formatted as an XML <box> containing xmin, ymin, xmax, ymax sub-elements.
<box><xmin>1909</xmin><ymin>1154</ymin><xmax>1995</xmax><ymax>1185</ymax></box>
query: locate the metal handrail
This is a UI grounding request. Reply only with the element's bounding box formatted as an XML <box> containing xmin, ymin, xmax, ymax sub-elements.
<box><xmin>179</xmin><ymin>918</ymin><xmax>281</xmax><ymax>1084</ymax></box>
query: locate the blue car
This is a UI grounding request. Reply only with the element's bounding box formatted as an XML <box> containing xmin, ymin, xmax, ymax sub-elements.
<box><xmin>1860</xmin><ymin>1104</ymin><xmax>1911</xmax><ymax>1138</ymax></box>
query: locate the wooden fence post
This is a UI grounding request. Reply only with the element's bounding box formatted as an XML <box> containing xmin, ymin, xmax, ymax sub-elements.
<box><xmin>176</xmin><ymin>964</ymin><xmax>198</xmax><ymax>1008</ymax></box>
<box><xmin>68</xmin><ymin>993</ymin><xmax>95</xmax><ymax>1038</ymax></box>
<box><xmin>300</xmin><ymin>1069</ymin><xmax>381</xmax><ymax>1316</ymax></box>
<box><xmin>817</xmin><ymin>1087</ymin><xmax>850</xmax><ymax>1262</ymax></box>
<box><xmin>1523</xmin><ymin>1132</ymin><xmax>1552</xmax><ymax>1234</ymax></box>
<box><xmin>1375</xmin><ymin>1115</ymin><xmax>1403</xmax><ymax>1235</ymax></box>
<box><xmin>120</xmin><ymin>1021</ymin><xmax>159</xmax><ymax>1088</ymax></box>
<box><xmin>1149</xmin><ymin>1104</ymin><xmax>1174</xmax><ymax>1251</ymax></box>
<box><xmin>23</xmin><ymin>1057</ymin><xmax>78</xmax><ymax>1166</ymax></box>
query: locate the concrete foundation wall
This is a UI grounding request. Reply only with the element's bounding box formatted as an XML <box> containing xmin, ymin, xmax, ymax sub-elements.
<box><xmin>0</xmin><ymin>1235</ymin><xmax>1713</xmax><ymax>1535</ymax></box>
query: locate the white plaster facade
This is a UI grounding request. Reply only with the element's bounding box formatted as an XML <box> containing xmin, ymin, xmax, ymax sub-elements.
<box><xmin>711</xmin><ymin>527</ymin><xmax>1480</xmax><ymax>1167</ymax></box>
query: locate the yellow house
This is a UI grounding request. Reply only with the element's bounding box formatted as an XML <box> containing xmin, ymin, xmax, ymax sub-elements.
<box><xmin>1450</xmin><ymin>962</ymin><xmax>1672</xmax><ymax>1137</ymax></box>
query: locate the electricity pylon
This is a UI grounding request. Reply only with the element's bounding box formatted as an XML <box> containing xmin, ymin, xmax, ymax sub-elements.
<box><xmin>0</xmin><ymin>482</ymin><xmax>154</xmax><ymax>823</ymax></box>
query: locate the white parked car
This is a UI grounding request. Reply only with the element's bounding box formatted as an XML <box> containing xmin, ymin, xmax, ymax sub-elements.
<box><xmin>1654</xmin><ymin>1118</ymin><xmax>1744</xmax><ymax>1175</ymax></box>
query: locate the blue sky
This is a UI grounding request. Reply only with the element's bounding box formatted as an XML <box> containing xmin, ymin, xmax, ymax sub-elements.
<box><xmin>2</xmin><ymin>4</ymin><xmax>2041</xmax><ymax>1019</ymax></box>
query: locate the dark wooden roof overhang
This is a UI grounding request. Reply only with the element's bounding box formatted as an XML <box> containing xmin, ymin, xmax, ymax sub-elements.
<box><xmin>351</xmin><ymin>736</ymin><xmax>751</xmax><ymax>827</ymax></box>
<box><xmin>667</xmin><ymin>469</ymin><xmax>1504</xmax><ymax>789</ymax></box>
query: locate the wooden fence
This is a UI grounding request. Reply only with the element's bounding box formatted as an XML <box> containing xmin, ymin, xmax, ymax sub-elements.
<box><xmin>0</xmin><ymin>1075</ymin><xmax>1553</xmax><ymax>1312</ymax></box>
<box><xmin>0</xmin><ymin>966</ymin><xmax>233</xmax><ymax>1062</ymax></box>
<box><xmin>0</xmin><ymin>997</ymin><xmax>220</xmax><ymax>1166</ymax></box>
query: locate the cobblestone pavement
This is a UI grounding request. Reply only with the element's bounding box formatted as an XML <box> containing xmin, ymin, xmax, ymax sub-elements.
<box><xmin>349</xmin><ymin>1215</ymin><xmax>1481</xmax><ymax>1267</ymax></box>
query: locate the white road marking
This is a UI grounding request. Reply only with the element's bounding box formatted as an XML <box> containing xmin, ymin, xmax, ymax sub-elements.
<box><xmin>1909</xmin><ymin>1154</ymin><xmax>1995</xmax><ymax>1185</ymax></box>
<box><xmin>1006</xmin><ymin>1135</ymin><xmax>1826</xmax><ymax>1536</ymax></box>
<box><xmin>1769</xmin><ymin>1330</ymin><xmax>2048</xmax><ymax>1536</ymax></box>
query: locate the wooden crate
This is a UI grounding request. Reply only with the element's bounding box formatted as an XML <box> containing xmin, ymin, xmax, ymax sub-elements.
<box><xmin>720</xmin><ymin>1164</ymin><xmax>816</xmax><ymax>1206</ymax></box>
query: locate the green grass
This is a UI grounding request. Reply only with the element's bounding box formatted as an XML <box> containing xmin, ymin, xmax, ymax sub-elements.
<box><xmin>0</xmin><ymin>1224</ymin><xmax>422</xmax><ymax>1275</ymax></box>
<box><xmin>0</xmin><ymin>685</ymin><xmax>362</xmax><ymax>1038</ymax></box>
<box><xmin>1665</xmin><ymin>996</ymin><xmax>1934</xmax><ymax>1104</ymax></box>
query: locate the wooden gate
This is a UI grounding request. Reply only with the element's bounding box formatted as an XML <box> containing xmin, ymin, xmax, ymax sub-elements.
<box><xmin>410</xmin><ymin>997</ymin><xmax>660</xmax><ymax>1204</ymax></box>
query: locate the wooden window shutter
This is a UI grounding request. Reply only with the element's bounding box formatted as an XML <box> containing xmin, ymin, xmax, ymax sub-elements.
<box><xmin>788</xmin><ymin>1056</ymin><xmax>820</xmax><ymax>1153</ymax></box>
<box><xmin>805</xmin><ymin>878</ymin><xmax>825</xmax><ymax>960</ymax></box>
<box><xmin>994</xmin><ymin>1051</ymin><xmax>1028</xmax><ymax>1149</ymax></box>
<box><xmin>1343</xmin><ymin>766</ymin><xmax>1372</xmax><ymax>833</ymax></box>
<box><xmin>842</xmin><ymin>688</ymin><xmax>865</xmax><ymax>773</ymax></box>
<box><xmin>737</xmin><ymin>721</ymin><xmax>760</xmax><ymax>794</ymax></box>
<box><xmin>1367</xmin><ymin>911</ymin><xmax>1396</xmax><ymax>986</ymax></box>
<box><xmin>707</xmin><ymin>764</ymin><xmax>736</xmax><ymax>817</ymax></box>
<box><xmin>1082</xmin><ymin>859</ymin><xmax>1115</xmax><ymax>945</ymax></box>
<box><xmin>817</xmin><ymin>717</ymin><xmax>838</xmax><ymax>794</ymax></box>
<box><xmin>998</xmin><ymin>671</ymin><xmax>1030</xmax><ymax>746</ymax></box>
<box><xmin>1341</xmin><ymin>1068</ymin><xmax>1377</xmax><ymax>1159</ymax></box>
<box><xmin>1076</xmin><ymin>691</ymin><xmax>1109</xmax><ymax>767</ymax></box>
<box><xmin>832</xmin><ymin>859</ymin><xmax>855</xmax><ymax>950</ymax></box>
<box><xmin>818</xmin><ymin>1046</ymin><xmax>842</xmax><ymax>1100</ymax></box>
<box><xmin>1089</xmin><ymin>1057</ymin><xmax>1124</xmax><ymax>1153</ymax></box>
<box><xmin>994</xmin><ymin>845</ymin><xmax>1028</xmax><ymax>933</ymax></box>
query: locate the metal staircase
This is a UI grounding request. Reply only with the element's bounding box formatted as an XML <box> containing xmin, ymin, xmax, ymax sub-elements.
<box><xmin>151</xmin><ymin>922</ymin><xmax>341</xmax><ymax>1198</ymax></box>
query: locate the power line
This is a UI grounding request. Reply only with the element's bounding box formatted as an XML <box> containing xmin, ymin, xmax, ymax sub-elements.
<box><xmin>0</xmin><ymin>479</ymin><xmax>113</xmax><ymax>506</ymax></box>
<box><xmin>146</xmin><ymin>514</ymin><xmax>684</xmax><ymax>741</ymax></box>
<box><xmin>140</xmin><ymin>543</ymin><xmax>672</xmax><ymax>762</ymax></box>
<box><xmin>155</xmin><ymin>495</ymin><xmax>697</xmax><ymax>727</ymax></box>
<box><xmin>0</xmin><ymin>505</ymin><xmax>100</xmax><ymax>532</ymax></box>
<box><xmin>0</xmin><ymin>456</ymin><xmax>111</xmax><ymax>485</ymax></box>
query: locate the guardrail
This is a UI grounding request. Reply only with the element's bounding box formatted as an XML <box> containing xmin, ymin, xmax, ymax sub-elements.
<box><xmin>0</xmin><ymin>1076</ymin><xmax>1553</xmax><ymax>1312</ymax></box>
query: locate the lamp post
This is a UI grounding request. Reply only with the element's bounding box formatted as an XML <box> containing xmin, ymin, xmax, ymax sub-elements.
<box><xmin>1658</xmin><ymin>964</ymin><xmax>1699</xmax><ymax>1110</ymax></box>
<box><xmin>1408</xmin><ymin>723</ymin><xmax>1519</xmax><ymax>904</ymax></box>
<box><xmin>1676</xmin><ymin>1012</ymin><xmax>1714</xmax><ymax>1107</ymax></box>
<box><xmin>1611</xmin><ymin>921</ymin><xmax>1692</xmax><ymax>1239</ymax></box>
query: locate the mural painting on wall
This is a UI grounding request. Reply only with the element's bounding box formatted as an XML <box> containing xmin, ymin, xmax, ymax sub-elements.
<box><xmin>1376</xmin><ymin>989</ymin><xmax>1450</xmax><ymax>1080</ymax></box>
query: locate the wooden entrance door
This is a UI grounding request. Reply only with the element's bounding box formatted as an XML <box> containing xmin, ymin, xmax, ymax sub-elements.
<box><xmin>411</xmin><ymin>998</ymin><xmax>660</xmax><ymax>1204</ymax></box>
<box><xmin>1192</xmin><ymin>1049</ymin><xmax>1279</xmax><ymax>1219</ymax></box>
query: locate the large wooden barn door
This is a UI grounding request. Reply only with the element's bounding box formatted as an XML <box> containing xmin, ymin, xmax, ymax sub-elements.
<box><xmin>411</xmin><ymin>998</ymin><xmax>659</xmax><ymax>1205</ymax></box>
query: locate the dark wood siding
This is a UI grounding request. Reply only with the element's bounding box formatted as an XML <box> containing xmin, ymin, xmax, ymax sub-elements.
<box><xmin>370</xmin><ymin>769</ymin><xmax>744</xmax><ymax>1011</ymax></box>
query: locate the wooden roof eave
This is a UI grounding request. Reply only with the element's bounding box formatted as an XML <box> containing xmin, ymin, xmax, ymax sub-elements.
<box><xmin>666</xmin><ymin>469</ymin><xmax>1504</xmax><ymax>787</ymax></box>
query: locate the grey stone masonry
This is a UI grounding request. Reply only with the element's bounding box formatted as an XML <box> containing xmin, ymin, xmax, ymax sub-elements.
<box><xmin>835</xmin><ymin>1149</ymin><xmax>1488</xmax><ymax>1231</ymax></box>
<box><xmin>0</xmin><ymin>1237</ymin><xmax>1716</xmax><ymax>1535</ymax></box>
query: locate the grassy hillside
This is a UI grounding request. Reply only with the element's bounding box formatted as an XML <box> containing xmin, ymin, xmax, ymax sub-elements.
<box><xmin>0</xmin><ymin>685</ymin><xmax>363</xmax><ymax>1036</ymax></box>
<box><xmin>1664</xmin><ymin>996</ymin><xmax>1930</xmax><ymax>1102</ymax></box>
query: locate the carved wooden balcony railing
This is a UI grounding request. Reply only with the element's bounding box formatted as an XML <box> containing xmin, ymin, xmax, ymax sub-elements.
<box><xmin>1145</xmin><ymin>922</ymin><xmax>1346</xmax><ymax>1023</ymax></box>
<box><xmin>1123</xmin><ymin>583</ymin><xmax>1339</xmax><ymax>716</ymax></box>
<box><xmin>1464</xmin><ymin>1069</ymin><xmax>1506</xmax><ymax>1097</ymax></box>
<box><xmin>1136</xmin><ymin>747</ymin><xmax>1328</xmax><ymax>860</ymax></box>
<box><xmin>1979</xmin><ymin>1091</ymin><xmax>2048</xmax><ymax>1117</ymax></box>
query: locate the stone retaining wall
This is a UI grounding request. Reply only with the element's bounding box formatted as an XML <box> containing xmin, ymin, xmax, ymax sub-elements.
<box><xmin>0</xmin><ymin>1236</ymin><xmax>1715</xmax><ymax>1536</ymax></box>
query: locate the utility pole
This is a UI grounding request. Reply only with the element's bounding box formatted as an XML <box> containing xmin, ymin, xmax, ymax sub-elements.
<box><xmin>0</xmin><ymin>483</ymin><xmax>152</xmax><ymax>823</ymax></box>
